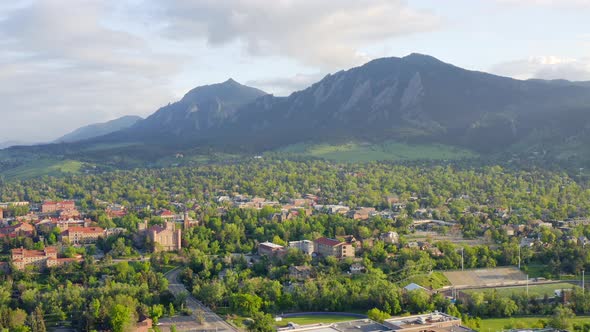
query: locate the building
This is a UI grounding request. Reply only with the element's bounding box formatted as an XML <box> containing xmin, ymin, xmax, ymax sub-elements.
<box><xmin>380</xmin><ymin>231</ymin><xmax>400</xmax><ymax>244</ymax></box>
<box><xmin>349</xmin><ymin>263</ymin><xmax>365</xmax><ymax>274</ymax></box>
<box><xmin>139</xmin><ymin>221</ymin><xmax>182</xmax><ymax>251</ymax></box>
<box><xmin>383</xmin><ymin>312</ymin><xmax>469</xmax><ymax>332</ymax></box>
<box><xmin>11</xmin><ymin>246</ymin><xmax>81</xmax><ymax>270</ymax></box>
<box><xmin>41</xmin><ymin>201</ymin><xmax>75</xmax><ymax>213</ymax></box>
<box><xmin>314</xmin><ymin>237</ymin><xmax>355</xmax><ymax>258</ymax></box>
<box><xmin>289</xmin><ymin>265</ymin><xmax>312</xmax><ymax>279</ymax></box>
<box><xmin>0</xmin><ymin>208</ymin><xmax>3</xmax><ymax>220</ymax></box>
<box><xmin>288</xmin><ymin>240</ymin><xmax>315</xmax><ymax>255</ymax></box>
<box><xmin>60</xmin><ymin>226</ymin><xmax>104</xmax><ymax>244</ymax></box>
<box><xmin>258</xmin><ymin>242</ymin><xmax>286</xmax><ymax>257</ymax></box>
<box><xmin>0</xmin><ymin>222</ymin><xmax>35</xmax><ymax>238</ymax></box>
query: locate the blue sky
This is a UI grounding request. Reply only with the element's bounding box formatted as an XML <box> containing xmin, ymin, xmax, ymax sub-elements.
<box><xmin>0</xmin><ymin>0</ymin><xmax>589</xmax><ymax>142</ymax></box>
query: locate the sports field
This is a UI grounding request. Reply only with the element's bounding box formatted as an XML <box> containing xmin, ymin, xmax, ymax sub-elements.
<box><xmin>464</xmin><ymin>282</ymin><xmax>575</xmax><ymax>298</ymax></box>
<box><xmin>444</xmin><ymin>267</ymin><xmax>526</xmax><ymax>287</ymax></box>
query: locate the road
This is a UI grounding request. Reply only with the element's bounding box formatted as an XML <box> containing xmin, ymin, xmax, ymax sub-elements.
<box><xmin>165</xmin><ymin>267</ymin><xmax>238</xmax><ymax>332</ymax></box>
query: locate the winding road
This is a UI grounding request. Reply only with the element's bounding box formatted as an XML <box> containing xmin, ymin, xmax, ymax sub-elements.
<box><xmin>165</xmin><ymin>267</ymin><xmax>238</xmax><ymax>332</ymax></box>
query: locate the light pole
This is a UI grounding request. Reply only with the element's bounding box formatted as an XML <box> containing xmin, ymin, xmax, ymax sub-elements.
<box><xmin>461</xmin><ymin>247</ymin><xmax>464</xmax><ymax>271</ymax></box>
<box><xmin>518</xmin><ymin>245</ymin><xmax>521</xmax><ymax>269</ymax></box>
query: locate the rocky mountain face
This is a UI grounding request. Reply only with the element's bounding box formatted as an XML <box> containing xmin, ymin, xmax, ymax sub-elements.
<box><xmin>125</xmin><ymin>79</ymin><xmax>267</xmax><ymax>139</ymax></box>
<box><xmin>55</xmin><ymin>115</ymin><xmax>143</xmax><ymax>143</ymax></box>
<box><xmin>12</xmin><ymin>53</ymin><xmax>590</xmax><ymax>161</ymax></box>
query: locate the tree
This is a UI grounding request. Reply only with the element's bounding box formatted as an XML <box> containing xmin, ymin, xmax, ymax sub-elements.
<box><xmin>247</xmin><ymin>312</ymin><xmax>274</xmax><ymax>332</ymax></box>
<box><xmin>548</xmin><ymin>305</ymin><xmax>575</xmax><ymax>330</ymax></box>
<box><xmin>367</xmin><ymin>308</ymin><xmax>390</xmax><ymax>323</ymax></box>
<box><xmin>28</xmin><ymin>307</ymin><xmax>46</xmax><ymax>332</ymax></box>
<box><xmin>110</xmin><ymin>304</ymin><xmax>134</xmax><ymax>332</ymax></box>
<box><xmin>150</xmin><ymin>304</ymin><xmax>164</xmax><ymax>325</ymax></box>
<box><xmin>168</xmin><ymin>302</ymin><xmax>175</xmax><ymax>316</ymax></box>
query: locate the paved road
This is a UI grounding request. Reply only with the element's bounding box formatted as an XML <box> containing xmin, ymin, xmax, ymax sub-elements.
<box><xmin>165</xmin><ymin>267</ymin><xmax>238</xmax><ymax>332</ymax></box>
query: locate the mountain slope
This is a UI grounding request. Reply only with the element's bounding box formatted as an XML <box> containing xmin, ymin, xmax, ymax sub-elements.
<box><xmin>5</xmin><ymin>53</ymin><xmax>590</xmax><ymax>167</ymax></box>
<box><xmin>209</xmin><ymin>53</ymin><xmax>590</xmax><ymax>153</ymax></box>
<box><xmin>55</xmin><ymin>115</ymin><xmax>142</xmax><ymax>143</ymax></box>
<box><xmin>121</xmin><ymin>79</ymin><xmax>267</xmax><ymax>140</ymax></box>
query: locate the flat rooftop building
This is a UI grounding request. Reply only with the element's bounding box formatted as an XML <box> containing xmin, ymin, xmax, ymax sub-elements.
<box><xmin>278</xmin><ymin>313</ymin><xmax>474</xmax><ymax>332</ymax></box>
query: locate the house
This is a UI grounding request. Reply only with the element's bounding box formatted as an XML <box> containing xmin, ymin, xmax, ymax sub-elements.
<box><xmin>579</xmin><ymin>236</ymin><xmax>589</xmax><ymax>247</ymax></box>
<box><xmin>41</xmin><ymin>200</ymin><xmax>75</xmax><ymax>213</ymax></box>
<box><xmin>157</xmin><ymin>209</ymin><xmax>176</xmax><ymax>219</ymax></box>
<box><xmin>348</xmin><ymin>207</ymin><xmax>376</xmax><ymax>220</ymax></box>
<box><xmin>314</xmin><ymin>237</ymin><xmax>355</xmax><ymax>258</ymax></box>
<box><xmin>258</xmin><ymin>242</ymin><xmax>286</xmax><ymax>257</ymax></box>
<box><xmin>349</xmin><ymin>263</ymin><xmax>365</xmax><ymax>274</ymax></box>
<box><xmin>138</xmin><ymin>221</ymin><xmax>182</xmax><ymax>251</ymax></box>
<box><xmin>0</xmin><ymin>208</ymin><xmax>3</xmax><ymax>220</ymax></box>
<box><xmin>106</xmin><ymin>204</ymin><xmax>127</xmax><ymax>218</ymax></box>
<box><xmin>60</xmin><ymin>226</ymin><xmax>104</xmax><ymax>244</ymax></box>
<box><xmin>380</xmin><ymin>231</ymin><xmax>400</xmax><ymax>244</ymax></box>
<box><xmin>11</xmin><ymin>246</ymin><xmax>82</xmax><ymax>270</ymax></box>
<box><xmin>288</xmin><ymin>240</ymin><xmax>315</xmax><ymax>255</ymax></box>
<box><xmin>289</xmin><ymin>265</ymin><xmax>312</xmax><ymax>279</ymax></box>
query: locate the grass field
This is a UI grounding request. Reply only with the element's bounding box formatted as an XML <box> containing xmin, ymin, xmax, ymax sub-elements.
<box><xmin>275</xmin><ymin>315</ymin><xmax>364</xmax><ymax>327</ymax></box>
<box><xmin>465</xmin><ymin>282</ymin><xmax>575</xmax><ymax>298</ymax></box>
<box><xmin>400</xmin><ymin>272</ymin><xmax>451</xmax><ymax>289</ymax></box>
<box><xmin>1</xmin><ymin>159</ymin><xmax>84</xmax><ymax>180</ymax></box>
<box><xmin>277</xmin><ymin>141</ymin><xmax>478</xmax><ymax>162</ymax></box>
<box><xmin>444</xmin><ymin>267</ymin><xmax>526</xmax><ymax>287</ymax></box>
<box><xmin>480</xmin><ymin>316</ymin><xmax>590</xmax><ymax>331</ymax></box>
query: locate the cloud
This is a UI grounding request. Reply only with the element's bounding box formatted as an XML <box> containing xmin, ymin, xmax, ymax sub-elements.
<box><xmin>490</xmin><ymin>56</ymin><xmax>590</xmax><ymax>81</ymax></box>
<box><xmin>495</xmin><ymin>0</ymin><xmax>590</xmax><ymax>7</ymax></box>
<box><xmin>150</xmin><ymin>0</ymin><xmax>442</xmax><ymax>69</ymax></box>
<box><xmin>0</xmin><ymin>0</ymin><xmax>183</xmax><ymax>142</ymax></box>
<box><xmin>247</xmin><ymin>73</ymin><xmax>325</xmax><ymax>96</ymax></box>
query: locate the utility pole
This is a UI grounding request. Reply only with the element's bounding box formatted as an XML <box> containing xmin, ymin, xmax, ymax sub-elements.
<box><xmin>526</xmin><ymin>274</ymin><xmax>529</xmax><ymax>297</ymax></box>
<box><xmin>461</xmin><ymin>247</ymin><xmax>464</xmax><ymax>271</ymax></box>
<box><xmin>518</xmin><ymin>245</ymin><xmax>521</xmax><ymax>269</ymax></box>
<box><xmin>583</xmin><ymin>270</ymin><xmax>585</xmax><ymax>294</ymax></box>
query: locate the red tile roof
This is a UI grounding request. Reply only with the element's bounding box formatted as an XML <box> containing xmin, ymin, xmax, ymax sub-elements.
<box><xmin>314</xmin><ymin>237</ymin><xmax>342</xmax><ymax>247</ymax></box>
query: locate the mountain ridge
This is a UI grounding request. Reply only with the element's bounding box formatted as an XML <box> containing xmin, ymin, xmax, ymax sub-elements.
<box><xmin>55</xmin><ymin>115</ymin><xmax>143</xmax><ymax>143</ymax></box>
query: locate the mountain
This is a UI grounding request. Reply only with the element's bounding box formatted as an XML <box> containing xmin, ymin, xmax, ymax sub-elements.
<box><xmin>0</xmin><ymin>140</ymin><xmax>35</xmax><ymax>149</ymax></box>
<box><xmin>55</xmin><ymin>115</ymin><xmax>143</xmax><ymax>143</ymax></box>
<box><xmin>6</xmin><ymin>53</ymin><xmax>590</xmax><ymax>166</ymax></box>
<box><xmin>119</xmin><ymin>79</ymin><xmax>267</xmax><ymax>141</ymax></box>
<box><xmin>161</xmin><ymin>53</ymin><xmax>590</xmax><ymax>154</ymax></box>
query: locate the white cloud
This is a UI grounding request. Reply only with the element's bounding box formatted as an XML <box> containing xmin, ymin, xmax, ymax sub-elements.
<box><xmin>0</xmin><ymin>0</ymin><xmax>183</xmax><ymax>142</ymax></box>
<box><xmin>496</xmin><ymin>0</ymin><xmax>590</xmax><ymax>7</ymax></box>
<box><xmin>150</xmin><ymin>0</ymin><xmax>442</xmax><ymax>69</ymax></box>
<box><xmin>490</xmin><ymin>56</ymin><xmax>590</xmax><ymax>81</ymax></box>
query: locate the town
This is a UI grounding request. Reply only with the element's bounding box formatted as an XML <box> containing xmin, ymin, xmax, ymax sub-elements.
<box><xmin>1</xmin><ymin>161</ymin><xmax>590</xmax><ymax>332</ymax></box>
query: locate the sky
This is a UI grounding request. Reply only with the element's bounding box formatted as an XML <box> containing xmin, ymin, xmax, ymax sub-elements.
<box><xmin>0</xmin><ymin>0</ymin><xmax>589</xmax><ymax>143</ymax></box>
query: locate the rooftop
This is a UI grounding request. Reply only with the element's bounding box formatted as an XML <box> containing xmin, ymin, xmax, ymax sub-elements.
<box><xmin>259</xmin><ymin>241</ymin><xmax>285</xmax><ymax>249</ymax></box>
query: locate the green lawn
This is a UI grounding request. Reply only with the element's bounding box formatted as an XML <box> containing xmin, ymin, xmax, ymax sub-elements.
<box><xmin>275</xmin><ymin>315</ymin><xmax>364</xmax><ymax>327</ymax></box>
<box><xmin>401</xmin><ymin>272</ymin><xmax>451</xmax><ymax>290</ymax></box>
<box><xmin>480</xmin><ymin>316</ymin><xmax>590</xmax><ymax>331</ymax></box>
<box><xmin>465</xmin><ymin>282</ymin><xmax>575</xmax><ymax>298</ymax></box>
<box><xmin>277</xmin><ymin>141</ymin><xmax>477</xmax><ymax>162</ymax></box>
<box><xmin>1</xmin><ymin>159</ymin><xmax>84</xmax><ymax>180</ymax></box>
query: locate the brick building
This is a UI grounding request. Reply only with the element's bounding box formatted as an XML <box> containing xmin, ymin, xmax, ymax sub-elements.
<box><xmin>42</xmin><ymin>201</ymin><xmax>75</xmax><ymax>213</ymax></box>
<box><xmin>139</xmin><ymin>221</ymin><xmax>181</xmax><ymax>251</ymax></box>
<box><xmin>314</xmin><ymin>237</ymin><xmax>355</xmax><ymax>258</ymax></box>
<box><xmin>60</xmin><ymin>226</ymin><xmax>104</xmax><ymax>244</ymax></box>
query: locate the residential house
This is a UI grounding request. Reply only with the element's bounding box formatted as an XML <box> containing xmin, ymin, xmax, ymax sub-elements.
<box><xmin>348</xmin><ymin>207</ymin><xmax>376</xmax><ymax>220</ymax></box>
<box><xmin>380</xmin><ymin>231</ymin><xmax>400</xmax><ymax>244</ymax></box>
<box><xmin>349</xmin><ymin>263</ymin><xmax>365</xmax><ymax>274</ymax></box>
<box><xmin>314</xmin><ymin>237</ymin><xmax>355</xmax><ymax>258</ymax></box>
<box><xmin>289</xmin><ymin>265</ymin><xmax>312</xmax><ymax>279</ymax></box>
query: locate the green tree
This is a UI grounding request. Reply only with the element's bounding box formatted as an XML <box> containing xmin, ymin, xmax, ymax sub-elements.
<box><xmin>548</xmin><ymin>305</ymin><xmax>575</xmax><ymax>330</ymax></box>
<box><xmin>247</xmin><ymin>312</ymin><xmax>274</xmax><ymax>332</ymax></box>
<box><xmin>110</xmin><ymin>304</ymin><xmax>134</xmax><ymax>332</ymax></box>
<box><xmin>367</xmin><ymin>308</ymin><xmax>390</xmax><ymax>323</ymax></box>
